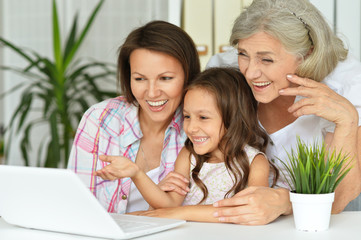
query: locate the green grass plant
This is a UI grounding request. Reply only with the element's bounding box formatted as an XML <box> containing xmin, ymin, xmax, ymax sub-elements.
<box><xmin>279</xmin><ymin>137</ymin><xmax>352</xmax><ymax>194</ymax></box>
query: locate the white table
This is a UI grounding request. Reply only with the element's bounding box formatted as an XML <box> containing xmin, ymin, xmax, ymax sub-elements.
<box><xmin>0</xmin><ymin>212</ymin><xmax>360</xmax><ymax>240</ymax></box>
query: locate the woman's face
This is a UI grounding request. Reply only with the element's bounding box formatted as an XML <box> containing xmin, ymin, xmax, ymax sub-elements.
<box><xmin>237</xmin><ymin>32</ymin><xmax>302</xmax><ymax>103</ymax></box>
<box><xmin>130</xmin><ymin>49</ymin><xmax>185</xmax><ymax>124</ymax></box>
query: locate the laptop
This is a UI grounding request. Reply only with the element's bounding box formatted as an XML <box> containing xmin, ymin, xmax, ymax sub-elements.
<box><xmin>0</xmin><ymin>165</ymin><xmax>185</xmax><ymax>239</ymax></box>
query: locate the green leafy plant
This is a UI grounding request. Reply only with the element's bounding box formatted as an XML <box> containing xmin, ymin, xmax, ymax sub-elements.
<box><xmin>0</xmin><ymin>125</ymin><xmax>4</xmax><ymax>158</ymax></box>
<box><xmin>279</xmin><ymin>137</ymin><xmax>352</xmax><ymax>194</ymax></box>
<box><xmin>0</xmin><ymin>0</ymin><xmax>117</xmax><ymax>168</ymax></box>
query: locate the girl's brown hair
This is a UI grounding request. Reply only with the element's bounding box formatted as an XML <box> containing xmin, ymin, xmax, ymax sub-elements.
<box><xmin>185</xmin><ymin>67</ymin><xmax>278</xmax><ymax>203</ymax></box>
<box><xmin>117</xmin><ymin>20</ymin><xmax>200</xmax><ymax>105</ymax></box>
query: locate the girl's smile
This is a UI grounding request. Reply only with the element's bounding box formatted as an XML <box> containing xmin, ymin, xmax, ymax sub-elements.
<box><xmin>183</xmin><ymin>87</ymin><xmax>225</xmax><ymax>159</ymax></box>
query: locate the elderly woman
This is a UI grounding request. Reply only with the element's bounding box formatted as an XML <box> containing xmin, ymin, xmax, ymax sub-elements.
<box><xmin>206</xmin><ymin>0</ymin><xmax>361</xmax><ymax>224</ymax></box>
<box><xmin>67</xmin><ymin>21</ymin><xmax>200</xmax><ymax>213</ymax></box>
<box><xmin>132</xmin><ymin>0</ymin><xmax>361</xmax><ymax>224</ymax></box>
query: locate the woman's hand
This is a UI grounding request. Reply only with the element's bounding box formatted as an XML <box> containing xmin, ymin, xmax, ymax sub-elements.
<box><xmin>213</xmin><ymin>186</ymin><xmax>292</xmax><ymax>225</ymax></box>
<box><xmin>279</xmin><ymin>74</ymin><xmax>358</xmax><ymax>128</ymax></box>
<box><xmin>158</xmin><ymin>171</ymin><xmax>190</xmax><ymax>196</ymax></box>
<box><xmin>280</xmin><ymin>75</ymin><xmax>361</xmax><ymax>212</ymax></box>
<box><xmin>94</xmin><ymin>155</ymin><xmax>139</xmax><ymax>181</ymax></box>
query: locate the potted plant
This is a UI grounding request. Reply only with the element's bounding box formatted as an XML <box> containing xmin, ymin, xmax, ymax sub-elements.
<box><xmin>0</xmin><ymin>0</ymin><xmax>117</xmax><ymax>168</ymax></box>
<box><xmin>280</xmin><ymin>137</ymin><xmax>352</xmax><ymax>232</ymax></box>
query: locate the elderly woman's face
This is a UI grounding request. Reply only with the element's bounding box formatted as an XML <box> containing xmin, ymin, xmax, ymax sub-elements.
<box><xmin>130</xmin><ymin>48</ymin><xmax>185</xmax><ymax>124</ymax></box>
<box><xmin>237</xmin><ymin>32</ymin><xmax>301</xmax><ymax>104</ymax></box>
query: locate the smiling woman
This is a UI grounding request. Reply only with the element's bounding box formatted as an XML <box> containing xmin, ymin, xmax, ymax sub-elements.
<box><xmin>236</xmin><ymin>32</ymin><xmax>302</xmax><ymax>105</ymax></box>
<box><xmin>130</xmin><ymin>49</ymin><xmax>185</xmax><ymax>127</ymax></box>
<box><xmin>207</xmin><ymin>0</ymin><xmax>361</xmax><ymax>224</ymax></box>
<box><xmin>67</xmin><ymin>20</ymin><xmax>200</xmax><ymax>214</ymax></box>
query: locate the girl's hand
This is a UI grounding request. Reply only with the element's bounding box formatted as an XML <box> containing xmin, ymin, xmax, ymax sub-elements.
<box><xmin>213</xmin><ymin>186</ymin><xmax>291</xmax><ymax>225</ymax></box>
<box><xmin>94</xmin><ymin>155</ymin><xmax>139</xmax><ymax>181</ymax></box>
<box><xmin>279</xmin><ymin>75</ymin><xmax>358</xmax><ymax>128</ymax></box>
<box><xmin>158</xmin><ymin>171</ymin><xmax>190</xmax><ymax>195</ymax></box>
<box><xmin>128</xmin><ymin>208</ymin><xmax>183</xmax><ymax>219</ymax></box>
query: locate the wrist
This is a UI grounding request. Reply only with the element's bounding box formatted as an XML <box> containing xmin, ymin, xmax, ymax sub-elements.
<box><xmin>132</xmin><ymin>164</ymin><xmax>143</xmax><ymax>180</ymax></box>
<box><xmin>276</xmin><ymin>188</ymin><xmax>293</xmax><ymax>215</ymax></box>
<box><xmin>333</xmin><ymin>123</ymin><xmax>358</xmax><ymax>142</ymax></box>
<box><xmin>335</xmin><ymin>110</ymin><xmax>358</xmax><ymax>132</ymax></box>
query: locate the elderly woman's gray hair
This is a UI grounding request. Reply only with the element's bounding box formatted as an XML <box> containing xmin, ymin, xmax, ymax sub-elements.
<box><xmin>230</xmin><ymin>0</ymin><xmax>348</xmax><ymax>82</ymax></box>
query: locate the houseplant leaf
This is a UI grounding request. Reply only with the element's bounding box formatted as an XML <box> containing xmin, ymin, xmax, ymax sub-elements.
<box><xmin>279</xmin><ymin>136</ymin><xmax>353</xmax><ymax>194</ymax></box>
<box><xmin>63</xmin><ymin>0</ymin><xmax>105</xmax><ymax>70</ymax></box>
<box><xmin>52</xmin><ymin>0</ymin><xmax>63</xmax><ymax>74</ymax></box>
<box><xmin>0</xmin><ymin>0</ymin><xmax>116</xmax><ymax>168</ymax></box>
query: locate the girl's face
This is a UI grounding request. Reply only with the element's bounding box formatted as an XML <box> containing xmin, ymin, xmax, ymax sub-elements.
<box><xmin>237</xmin><ymin>32</ymin><xmax>302</xmax><ymax>104</ymax></box>
<box><xmin>183</xmin><ymin>87</ymin><xmax>225</xmax><ymax>159</ymax></box>
<box><xmin>130</xmin><ymin>49</ymin><xmax>185</xmax><ymax>125</ymax></box>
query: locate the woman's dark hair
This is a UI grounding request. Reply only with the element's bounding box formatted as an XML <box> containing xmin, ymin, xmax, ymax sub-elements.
<box><xmin>118</xmin><ymin>20</ymin><xmax>201</xmax><ymax>105</ymax></box>
<box><xmin>185</xmin><ymin>67</ymin><xmax>279</xmax><ymax>203</ymax></box>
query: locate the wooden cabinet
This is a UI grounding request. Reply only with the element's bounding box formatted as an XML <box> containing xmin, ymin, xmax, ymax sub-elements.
<box><xmin>182</xmin><ymin>0</ymin><xmax>252</xmax><ymax>69</ymax></box>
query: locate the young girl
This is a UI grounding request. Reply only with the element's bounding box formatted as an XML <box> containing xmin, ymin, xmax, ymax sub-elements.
<box><xmin>96</xmin><ymin>67</ymin><xmax>278</xmax><ymax>221</ymax></box>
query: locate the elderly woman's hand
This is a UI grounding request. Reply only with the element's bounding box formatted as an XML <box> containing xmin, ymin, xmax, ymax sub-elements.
<box><xmin>213</xmin><ymin>186</ymin><xmax>292</xmax><ymax>225</ymax></box>
<box><xmin>279</xmin><ymin>74</ymin><xmax>358</xmax><ymax>128</ymax></box>
<box><xmin>158</xmin><ymin>171</ymin><xmax>190</xmax><ymax>196</ymax></box>
<box><xmin>94</xmin><ymin>155</ymin><xmax>139</xmax><ymax>181</ymax></box>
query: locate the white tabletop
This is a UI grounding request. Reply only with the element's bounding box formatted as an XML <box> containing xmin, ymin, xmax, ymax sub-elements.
<box><xmin>0</xmin><ymin>212</ymin><xmax>360</xmax><ymax>240</ymax></box>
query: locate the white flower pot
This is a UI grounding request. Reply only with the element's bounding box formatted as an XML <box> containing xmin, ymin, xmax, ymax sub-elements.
<box><xmin>290</xmin><ymin>192</ymin><xmax>335</xmax><ymax>232</ymax></box>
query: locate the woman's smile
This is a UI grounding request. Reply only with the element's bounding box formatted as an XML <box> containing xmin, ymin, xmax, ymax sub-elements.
<box><xmin>130</xmin><ymin>49</ymin><xmax>185</xmax><ymax>124</ymax></box>
<box><xmin>237</xmin><ymin>32</ymin><xmax>301</xmax><ymax>104</ymax></box>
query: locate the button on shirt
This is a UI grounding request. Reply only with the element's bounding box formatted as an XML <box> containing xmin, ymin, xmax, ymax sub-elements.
<box><xmin>67</xmin><ymin>96</ymin><xmax>186</xmax><ymax>213</ymax></box>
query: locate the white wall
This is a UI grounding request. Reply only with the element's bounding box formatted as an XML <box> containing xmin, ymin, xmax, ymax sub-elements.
<box><xmin>0</xmin><ymin>0</ymin><xmax>4</xmax><ymax>126</ymax></box>
<box><xmin>335</xmin><ymin>0</ymin><xmax>361</xmax><ymax>60</ymax></box>
<box><xmin>310</xmin><ymin>0</ymin><xmax>361</xmax><ymax>60</ymax></box>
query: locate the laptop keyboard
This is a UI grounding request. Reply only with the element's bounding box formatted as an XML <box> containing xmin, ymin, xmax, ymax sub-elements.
<box><xmin>111</xmin><ymin>214</ymin><xmax>156</xmax><ymax>232</ymax></box>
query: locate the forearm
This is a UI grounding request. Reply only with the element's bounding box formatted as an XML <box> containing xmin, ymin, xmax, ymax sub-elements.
<box><xmin>163</xmin><ymin>205</ymin><xmax>223</xmax><ymax>223</ymax></box>
<box><xmin>330</xmin><ymin>124</ymin><xmax>361</xmax><ymax>213</ymax></box>
<box><xmin>132</xmin><ymin>171</ymin><xmax>182</xmax><ymax>208</ymax></box>
<box><xmin>358</xmin><ymin>128</ymin><xmax>361</xmax><ymax>172</ymax></box>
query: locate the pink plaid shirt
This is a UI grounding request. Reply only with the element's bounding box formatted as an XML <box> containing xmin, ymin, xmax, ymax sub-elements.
<box><xmin>68</xmin><ymin>96</ymin><xmax>186</xmax><ymax>213</ymax></box>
